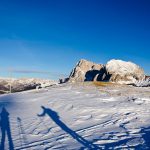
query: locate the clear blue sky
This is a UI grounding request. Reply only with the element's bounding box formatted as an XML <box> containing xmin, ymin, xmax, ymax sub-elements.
<box><xmin>0</xmin><ymin>0</ymin><xmax>149</xmax><ymax>78</ymax></box>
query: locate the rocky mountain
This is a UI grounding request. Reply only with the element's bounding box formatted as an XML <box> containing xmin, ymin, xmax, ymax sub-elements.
<box><xmin>68</xmin><ymin>59</ymin><xmax>145</xmax><ymax>84</ymax></box>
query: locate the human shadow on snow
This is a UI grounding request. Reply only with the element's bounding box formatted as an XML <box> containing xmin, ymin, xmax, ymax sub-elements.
<box><xmin>0</xmin><ymin>107</ymin><xmax>14</xmax><ymax>150</ymax></box>
<box><xmin>137</xmin><ymin>127</ymin><xmax>150</xmax><ymax>149</ymax></box>
<box><xmin>17</xmin><ymin>117</ymin><xmax>29</xmax><ymax>148</ymax></box>
<box><xmin>38</xmin><ymin>106</ymin><xmax>100</xmax><ymax>149</ymax></box>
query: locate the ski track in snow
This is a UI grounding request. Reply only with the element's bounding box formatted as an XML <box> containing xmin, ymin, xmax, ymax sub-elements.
<box><xmin>0</xmin><ymin>84</ymin><xmax>150</xmax><ymax>149</ymax></box>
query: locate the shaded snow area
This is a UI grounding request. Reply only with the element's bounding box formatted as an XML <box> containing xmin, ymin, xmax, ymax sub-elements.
<box><xmin>0</xmin><ymin>83</ymin><xmax>150</xmax><ymax>150</ymax></box>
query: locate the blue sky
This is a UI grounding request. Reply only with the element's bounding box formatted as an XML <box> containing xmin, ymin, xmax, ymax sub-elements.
<box><xmin>0</xmin><ymin>0</ymin><xmax>149</xmax><ymax>79</ymax></box>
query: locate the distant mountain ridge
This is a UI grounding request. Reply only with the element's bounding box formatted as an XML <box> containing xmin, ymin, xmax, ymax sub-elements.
<box><xmin>0</xmin><ymin>78</ymin><xmax>57</xmax><ymax>94</ymax></box>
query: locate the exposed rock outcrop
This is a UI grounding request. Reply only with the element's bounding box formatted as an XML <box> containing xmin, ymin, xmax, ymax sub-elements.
<box><xmin>67</xmin><ymin>59</ymin><xmax>145</xmax><ymax>84</ymax></box>
<box><xmin>68</xmin><ymin>59</ymin><xmax>105</xmax><ymax>82</ymax></box>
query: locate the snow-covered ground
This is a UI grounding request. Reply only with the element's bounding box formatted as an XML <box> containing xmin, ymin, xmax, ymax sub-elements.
<box><xmin>0</xmin><ymin>83</ymin><xmax>150</xmax><ymax>149</ymax></box>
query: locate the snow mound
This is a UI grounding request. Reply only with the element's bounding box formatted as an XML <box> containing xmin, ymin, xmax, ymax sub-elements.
<box><xmin>106</xmin><ymin>59</ymin><xmax>145</xmax><ymax>84</ymax></box>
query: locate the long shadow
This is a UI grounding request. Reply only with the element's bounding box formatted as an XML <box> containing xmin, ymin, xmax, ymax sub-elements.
<box><xmin>38</xmin><ymin>106</ymin><xmax>100</xmax><ymax>149</ymax></box>
<box><xmin>0</xmin><ymin>107</ymin><xmax>14</xmax><ymax>150</ymax></box>
<box><xmin>17</xmin><ymin>117</ymin><xmax>29</xmax><ymax>148</ymax></box>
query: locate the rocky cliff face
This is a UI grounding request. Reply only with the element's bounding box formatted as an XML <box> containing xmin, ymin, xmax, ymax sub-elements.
<box><xmin>68</xmin><ymin>59</ymin><xmax>105</xmax><ymax>82</ymax></box>
<box><xmin>68</xmin><ymin>59</ymin><xmax>145</xmax><ymax>84</ymax></box>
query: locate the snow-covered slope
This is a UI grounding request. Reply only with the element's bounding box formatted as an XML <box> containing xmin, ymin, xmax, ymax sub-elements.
<box><xmin>0</xmin><ymin>83</ymin><xmax>150</xmax><ymax>149</ymax></box>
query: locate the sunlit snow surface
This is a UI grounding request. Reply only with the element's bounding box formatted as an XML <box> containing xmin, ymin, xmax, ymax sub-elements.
<box><xmin>0</xmin><ymin>83</ymin><xmax>150</xmax><ymax>150</ymax></box>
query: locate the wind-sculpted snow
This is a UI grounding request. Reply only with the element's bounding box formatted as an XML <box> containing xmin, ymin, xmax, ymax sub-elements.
<box><xmin>0</xmin><ymin>83</ymin><xmax>150</xmax><ymax>149</ymax></box>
